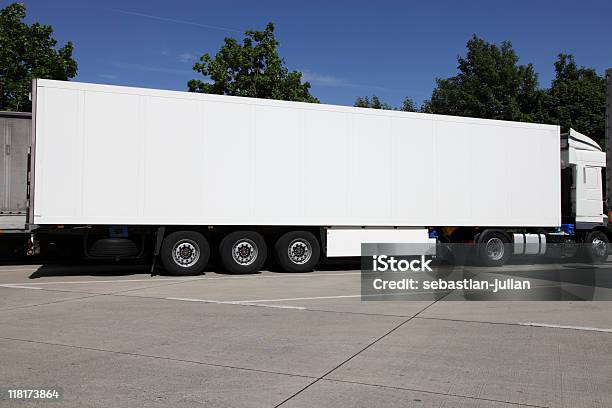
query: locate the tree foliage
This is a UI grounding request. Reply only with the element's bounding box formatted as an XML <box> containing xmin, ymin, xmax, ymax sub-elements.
<box><xmin>354</xmin><ymin>95</ymin><xmax>391</xmax><ymax>110</ymax></box>
<box><xmin>188</xmin><ymin>23</ymin><xmax>318</xmax><ymax>103</ymax></box>
<box><xmin>0</xmin><ymin>2</ymin><xmax>77</xmax><ymax>111</ymax></box>
<box><xmin>354</xmin><ymin>95</ymin><xmax>417</xmax><ymax>112</ymax></box>
<box><xmin>421</xmin><ymin>35</ymin><xmax>545</xmax><ymax>122</ymax></box>
<box><xmin>400</xmin><ymin>98</ymin><xmax>418</xmax><ymax>112</ymax></box>
<box><xmin>544</xmin><ymin>54</ymin><xmax>606</xmax><ymax>139</ymax></box>
<box><xmin>421</xmin><ymin>35</ymin><xmax>606</xmax><ymax>141</ymax></box>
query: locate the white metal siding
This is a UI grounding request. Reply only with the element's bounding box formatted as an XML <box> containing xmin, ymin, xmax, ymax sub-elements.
<box><xmin>33</xmin><ymin>80</ymin><xmax>561</xmax><ymax>227</ymax></box>
<box><xmin>1</xmin><ymin>114</ymin><xmax>31</xmax><ymax>214</ymax></box>
<box><xmin>326</xmin><ymin>228</ymin><xmax>433</xmax><ymax>257</ymax></box>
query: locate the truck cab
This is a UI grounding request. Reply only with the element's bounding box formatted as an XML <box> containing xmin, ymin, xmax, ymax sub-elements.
<box><xmin>561</xmin><ymin>129</ymin><xmax>607</xmax><ymax>228</ymax></box>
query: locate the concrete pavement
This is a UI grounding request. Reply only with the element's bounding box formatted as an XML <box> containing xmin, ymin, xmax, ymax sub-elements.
<box><xmin>0</xmin><ymin>262</ymin><xmax>611</xmax><ymax>407</ymax></box>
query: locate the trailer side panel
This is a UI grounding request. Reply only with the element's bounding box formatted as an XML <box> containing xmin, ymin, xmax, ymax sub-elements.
<box><xmin>33</xmin><ymin>80</ymin><xmax>561</xmax><ymax>227</ymax></box>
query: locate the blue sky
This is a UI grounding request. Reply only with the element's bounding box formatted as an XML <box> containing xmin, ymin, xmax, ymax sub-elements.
<box><xmin>11</xmin><ymin>0</ymin><xmax>612</xmax><ymax>107</ymax></box>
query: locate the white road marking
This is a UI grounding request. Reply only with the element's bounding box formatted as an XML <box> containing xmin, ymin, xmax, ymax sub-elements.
<box><xmin>244</xmin><ymin>294</ymin><xmax>362</xmax><ymax>302</ymax></box>
<box><xmin>0</xmin><ymin>284</ymin><xmax>42</xmax><ymax>290</ymax></box>
<box><xmin>242</xmin><ymin>291</ymin><xmax>441</xmax><ymax>303</ymax></box>
<box><xmin>2</xmin><ymin>271</ymin><xmax>361</xmax><ymax>286</ymax></box>
<box><xmin>521</xmin><ymin>322</ymin><xmax>612</xmax><ymax>333</ymax></box>
<box><xmin>166</xmin><ymin>290</ymin><xmax>439</xmax><ymax>309</ymax></box>
<box><xmin>8</xmin><ymin>277</ymin><xmax>207</xmax><ymax>285</ymax></box>
<box><xmin>165</xmin><ymin>297</ymin><xmax>306</xmax><ymax>310</ymax></box>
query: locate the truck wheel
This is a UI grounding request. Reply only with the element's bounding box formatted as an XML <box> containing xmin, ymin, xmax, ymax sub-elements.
<box><xmin>275</xmin><ymin>231</ymin><xmax>321</xmax><ymax>272</ymax></box>
<box><xmin>219</xmin><ymin>231</ymin><xmax>267</xmax><ymax>274</ymax></box>
<box><xmin>478</xmin><ymin>231</ymin><xmax>511</xmax><ymax>266</ymax></box>
<box><xmin>160</xmin><ymin>231</ymin><xmax>210</xmax><ymax>276</ymax></box>
<box><xmin>583</xmin><ymin>230</ymin><xmax>609</xmax><ymax>263</ymax></box>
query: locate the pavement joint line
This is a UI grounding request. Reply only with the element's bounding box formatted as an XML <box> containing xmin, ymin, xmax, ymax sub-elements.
<box><xmin>104</xmin><ymin>292</ymin><xmax>417</xmax><ymax>318</ymax></box>
<box><xmin>0</xmin><ymin>275</ymin><xmax>209</xmax><ymax>313</ymax></box>
<box><xmin>240</xmin><ymin>294</ymin><xmax>362</xmax><ymax>303</ymax></box>
<box><xmin>520</xmin><ymin>322</ymin><xmax>612</xmax><ymax>333</ymax></box>
<box><xmin>416</xmin><ymin>316</ymin><xmax>540</xmax><ymax>328</ymax></box>
<box><xmin>0</xmin><ymin>279</ymin><xmax>444</xmax><ymax>318</ymax></box>
<box><xmin>0</xmin><ymin>285</ymin><xmax>118</xmax><ymax>295</ymax></box>
<box><xmin>290</xmin><ymin>308</ymin><xmax>412</xmax><ymax>318</ymax></box>
<box><xmin>273</xmin><ymin>291</ymin><xmax>454</xmax><ymax>408</ymax></box>
<box><xmin>0</xmin><ymin>284</ymin><xmax>42</xmax><ymax>290</ymax></box>
<box><xmin>0</xmin><ymin>279</ymin><xmax>202</xmax><ymax>297</ymax></box>
<box><xmin>65</xmin><ymin>275</ymin><xmax>235</xmax><ymax>299</ymax></box>
<box><xmin>1</xmin><ymin>270</ymin><xmax>361</xmax><ymax>286</ymax></box>
<box><xmin>165</xmin><ymin>297</ymin><xmax>307</xmax><ymax>310</ymax></box>
<box><xmin>112</xmin><ymin>292</ymin><xmax>421</xmax><ymax>318</ymax></box>
<box><xmin>0</xmin><ymin>293</ymin><xmax>108</xmax><ymax>312</ymax></box>
<box><xmin>0</xmin><ymin>336</ymin><xmax>317</xmax><ymax>381</ymax></box>
<box><xmin>240</xmin><ymin>292</ymin><xmax>441</xmax><ymax>303</ymax></box>
<box><xmin>0</xmin><ymin>281</ymin><xmax>410</xmax><ymax>318</ymax></box>
<box><xmin>415</xmin><ymin>316</ymin><xmax>612</xmax><ymax>334</ymax></box>
<box><xmin>6</xmin><ymin>277</ymin><xmax>210</xmax><ymax>285</ymax></box>
<box><xmin>320</xmin><ymin>378</ymin><xmax>550</xmax><ymax>408</ymax></box>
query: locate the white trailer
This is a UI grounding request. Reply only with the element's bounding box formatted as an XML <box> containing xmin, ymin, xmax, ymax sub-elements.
<box><xmin>0</xmin><ymin>111</ymin><xmax>31</xmax><ymax>230</ymax></box>
<box><xmin>27</xmin><ymin>79</ymin><xmax>609</xmax><ymax>274</ymax></box>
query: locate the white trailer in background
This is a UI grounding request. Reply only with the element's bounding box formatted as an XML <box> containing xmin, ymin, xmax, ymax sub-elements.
<box><xmin>26</xmin><ymin>79</ymin><xmax>609</xmax><ymax>274</ymax></box>
<box><xmin>0</xmin><ymin>111</ymin><xmax>31</xmax><ymax>230</ymax></box>
<box><xmin>0</xmin><ymin>111</ymin><xmax>32</xmax><ymax>258</ymax></box>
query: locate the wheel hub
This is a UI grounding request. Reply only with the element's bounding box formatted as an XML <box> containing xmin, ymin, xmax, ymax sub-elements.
<box><xmin>591</xmin><ymin>238</ymin><xmax>608</xmax><ymax>258</ymax></box>
<box><xmin>485</xmin><ymin>237</ymin><xmax>504</xmax><ymax>261</ymax></box>
<box><xmin>172</xmin><ymin>239</ymin><xmax>200</xmax><ymax>268</ymax></box>
<box><xmin>232</xmin><ymin>239</ymin><xmax>258</xmax><ymax>265</ymax></box>
<box><xmin>288</xmin><ymin>239</ymin><xmax>312</xmax><ymax>265</ymax></box>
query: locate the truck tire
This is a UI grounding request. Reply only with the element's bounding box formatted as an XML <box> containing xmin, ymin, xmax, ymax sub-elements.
<box><xmin>219</xmin><ymin>231</ymin><xmax>267</xmax><ymax>274</ymax></box>
<box><xmin>478</xmin><ymin>231</ymin><xmax>511</xmax><ymax>267</ymax></box>
<box><xmin>160</xmin><ymin>231</ymin><xmax>210</xmax><ymax>276</ymax></box>
<box><xmin>274</xmin><ymin>231</ymin><xmax>321</xmax><ymax>272</ymax></box>
<box><xmin>583</xmin><ymin>230</ymin><xmax>609</xmax><ymax>264</ymax></box>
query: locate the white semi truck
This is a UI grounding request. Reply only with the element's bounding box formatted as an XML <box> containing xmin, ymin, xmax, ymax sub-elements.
<box><xmin>15</xmin><ymin>79</ymin><xmax>610</xmax><ymax>274</ymax></box>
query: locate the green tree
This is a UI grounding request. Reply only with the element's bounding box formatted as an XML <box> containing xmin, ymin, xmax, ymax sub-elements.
<box><xmin>545</xmin><ymin>54</ymin><xmax>605</xmax><ymax>141</ymax></box>
<box><xmin>354</xmin><ymin>95</ymin><xmax>390</xmax><ymax>110</ymax></box>
<box><xmin>354</xmin><ymin>95</ymin><xmax>417</xmax><ymax>112</ymax></box>
<box><xmin>188</xmin><ymin>23</ymin><xmax>318</xmax><ymax>103</ymax></box>
<box><xmin>400</xmin><ymin>97</ymin><xmax>418</xmax><ymax>112</ymax></box>
<box><xmin>0</xmin><ymin>2</ymin><xmax>77</xmax><ymax>111</ymax></box>
<box><xmin>354</xmin><ymin>96</ymin><xmax>370</xmax><ymax>108</ymax></box>
<box><xmin>422</xmin><ymin>35</ymin><xmax>545</xmax><ymax>122</ymax></box>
